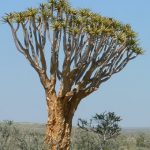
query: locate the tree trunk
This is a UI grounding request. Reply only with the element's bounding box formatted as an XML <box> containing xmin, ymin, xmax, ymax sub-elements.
<box><xmin>44</xmin><ymin>91</ymin><xmax>75</xmax><ymax>150</ymax></box>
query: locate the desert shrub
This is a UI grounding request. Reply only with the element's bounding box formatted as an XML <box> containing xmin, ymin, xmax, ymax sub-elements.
<box><xmin>71</xmin><ymin>128</ymin><xmax>99</xmax><ymax>150</ymax></box>
<box><xmin>1</xmin><ymin>121</ymin><xmax>150</xmax><ymax>150</ymax></box>
<box><xmin>0</xmin><ymin>121</ymin><xmax>48</xmax><ymax>150</ymax></box>
<box><xmin>136</xmin><ymin>133</ymin><xmax>150</xmax><ymax>149</ymax></box>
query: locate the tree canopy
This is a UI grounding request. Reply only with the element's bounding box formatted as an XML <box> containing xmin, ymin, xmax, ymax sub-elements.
<box><xmin>3</xmin><ymin>0</ymin><xmax>143</xmax><ymax>98</ymax></box>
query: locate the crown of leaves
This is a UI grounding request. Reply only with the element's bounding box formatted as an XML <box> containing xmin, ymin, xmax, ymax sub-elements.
<box><xmin>3</xmin><ymin>0</ymin><xmax>143</xmax><ymax>54</ymax></box>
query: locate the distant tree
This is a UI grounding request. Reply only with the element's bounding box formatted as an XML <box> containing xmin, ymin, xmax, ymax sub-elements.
<box><xmin>3</xmin><ymin>0</ymin><xmax>143</xmax><ymax>149</ymax></box>
<box><xmin>78</xmin><ymin>112</ymin><xmax>122</xmax><ymax>150</ymax></box>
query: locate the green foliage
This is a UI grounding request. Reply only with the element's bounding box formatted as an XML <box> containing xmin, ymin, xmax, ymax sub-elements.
<box><xmin>78</xmin><ymin>112</ymin><xmax>122</xmax><ymax>150</ymax></box>
<box><xmin>3</xmin><ymin>0</ymin><xmax>143</xmax><ymax>55</ymax></box>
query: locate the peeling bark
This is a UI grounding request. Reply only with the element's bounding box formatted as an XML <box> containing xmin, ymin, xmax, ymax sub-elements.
<box><xmin>44</xmin><ymin>91</ymin><xmax>76</xmax><ymax>150</ymax></box>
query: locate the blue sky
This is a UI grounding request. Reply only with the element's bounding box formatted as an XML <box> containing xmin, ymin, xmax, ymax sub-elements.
<box><xmin>0</xmin><ymin>0</ymin><xmax>150</xmax><ymax>127</ymax></box>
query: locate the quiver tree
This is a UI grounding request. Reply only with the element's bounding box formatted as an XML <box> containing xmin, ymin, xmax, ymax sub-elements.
<box><xmin>3</xmin><ymin>0</ymin><xmax>143</xmax><ymax>149</ymax></box>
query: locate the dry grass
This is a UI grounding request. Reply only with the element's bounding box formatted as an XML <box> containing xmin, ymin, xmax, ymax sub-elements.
<box><xmin>0</xmin><ymin>121</ymin><xmax>150</xmax><ymax>150</ymax></box>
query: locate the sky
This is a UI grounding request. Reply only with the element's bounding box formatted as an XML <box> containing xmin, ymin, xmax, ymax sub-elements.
<box><xmin>0</xmin><ymin>0</ymin><xmax>150</xmax><ymax>128</ymax></box>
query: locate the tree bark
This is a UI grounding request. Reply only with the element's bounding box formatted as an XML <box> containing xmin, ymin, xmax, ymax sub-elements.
<box><xmin>44</xmin><ymin>90</ymin><xmax>76</xmax><ymax>150</ymax></box>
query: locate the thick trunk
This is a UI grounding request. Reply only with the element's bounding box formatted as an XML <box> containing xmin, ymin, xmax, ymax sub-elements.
<box><xmin>44</xmin><ymin>91</ymin><xmax>75</xmax><ymax>150</ymax></box>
